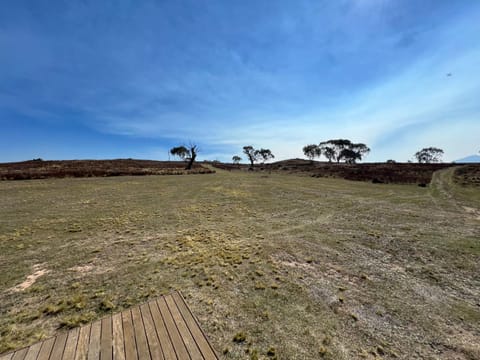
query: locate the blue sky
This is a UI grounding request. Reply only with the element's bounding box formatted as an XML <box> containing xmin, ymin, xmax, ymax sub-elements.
<box><xmin>1</xmin><ymin>0</ymin><xmax>479</xmax><ymax>163</ymax></box>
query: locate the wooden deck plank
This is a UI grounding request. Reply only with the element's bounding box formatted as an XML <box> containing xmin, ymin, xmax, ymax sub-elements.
<box><xmin>148</xmin><ymin>300</ymin><xmax>177</xmax><ymax>360</ymax></box>
<box><xmin>50</xmin><ymin>331</ymin><xmax>68</xmax><ymax>359</ymax></box>
<box><xmin>11</xmin><ymin>348</ymin><xmax>28</xmax><ymax>360</ymax></box>
<box><xmin>100</xmin><ymin>317</ymin><xmax>113</xmax><ymax>360</ymax></box>
<box><xmin>121</xmin><ymin>310</ymin><xmax>137</xmax><ymax>360</ymax></box>
<box><xmin>23</xmin><ymin>342</ymin><xmax>42</xmax><ymax>360</ymax></box>
<box><xmin>37</xmin><ymin>337</ymin><xmax>55</xmax><ymax>360</ymax></box>
<box><xmin>0</xmin><ymin>352</ymin><xmax>14</xmax><ymax>360</ymax></box>
<box><xmin>131</xmin><ymin>307</ymin><xmax>150</xmax><ymax>360</ymax></box>
<box><xmin>139</xmin><ymin>303</ymin><xmax>164</xmax><ymax>360</ymax></box>
<box><xmin>172</xmin><ymin>293</ymin><xmax>218</xmax><ymax>360</ymax></box>
<box><xmin>74</xmin><ymin>324</ymin><xmax>91</xmax><ymax>360</ymax></box>
<box><xmin>111</xmin><ymin>313</ymin><xmax>125</xmax><ymax>360</ymax></box>
<box><xmin>0</xmin><ymin>292</ymin><xmax>218</xmax><ymax>360</ymax></box>
<box><xmin>87</xmin><ymin>320</ymin><xmax>101</xmax><ymax>360</ymax></box>
<box><xmin>165</xmin><ymin>295</ymin><xmax>203</xmax><ymax>360</ymax></box>
<box><xmin>0</xmin><ymin>353</ymin><xmax>14</xmax><ymax>360</ymax></box>
<box><xmin>62</xmin><ymin>327</ymin><xmax>79</xmax><ymax>360</ymax></box>
<box><xmin>157</xmin><ymin>297</ymin><xmax>190</xmax><ymax>360</ymax></box>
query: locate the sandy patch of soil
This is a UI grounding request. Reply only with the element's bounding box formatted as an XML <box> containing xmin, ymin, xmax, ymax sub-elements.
<box><xmin>10</xmin><ymin>264</ymin><xmax>50</xmax><ymax>292</ymax></box>
<box><xmin>67</xmin><ymin>263</ymin><xmax>111</xmax><ymax>276</ymax></box>
<box><xmin>463</xmin><ymin>206</ymin><xmax>480</xmax><ymax>220</ymax></box>
<box><xmin>68</xmin><ymin>265</ymin><xmax>94</xmax><ymax>273</ymax></box>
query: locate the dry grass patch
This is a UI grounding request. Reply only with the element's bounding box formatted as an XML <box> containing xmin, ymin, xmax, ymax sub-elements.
<box><xmin>0</xmin><ymin>169</ymin><xmax>479</xmax><ymax>359</ymax></box>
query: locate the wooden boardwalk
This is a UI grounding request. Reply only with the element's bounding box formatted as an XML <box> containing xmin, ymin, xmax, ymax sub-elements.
<box><xmin>0</xmin><ymin>292</ymin><xmax>218</xmax><ymax>360</ymax></box>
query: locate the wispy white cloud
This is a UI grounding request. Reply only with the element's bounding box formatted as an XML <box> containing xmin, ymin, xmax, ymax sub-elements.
<box><xmin>199</xmin><ymin>14</ymin><xmax>480</xmax><ymax>162</ymax></box>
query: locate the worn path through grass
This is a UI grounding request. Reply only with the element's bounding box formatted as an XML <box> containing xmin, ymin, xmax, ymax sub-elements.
<box><xmin>0</xmin><ymin>169</ymin><xmax>479</xmax><ymax>359</ymax></box>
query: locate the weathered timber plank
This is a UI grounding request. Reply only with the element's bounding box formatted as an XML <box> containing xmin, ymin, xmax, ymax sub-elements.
<box><xmin>87</xmin><ymin>320</ymin><xmax>102</xmax><ymax>360</ymax></box>
<box><xmin>157</xmin><ymin>297</ymin><xmax>190</xmax><ymax>359</ymax></box>
<box><xmin>11</xmin><ymin>348</ymin><xmax>28</xmax><ymax>360</ymax></box>
<box><xmin>23</xmin><ymin>342</ymin><xmax>42</xmax><ymax>360</ymax></box>
<box><xmin>121</xmin><ymin>310</ymin><xmax>137</xmax><ymax>360</ymax></box>
<box><xmin>139</xmin><ymin>303</ymin><xmax>164</xmax><ymax>360</ymax></box>
<box><xmin>148</xmin><ymin>300</ymin><xmax>177</xmax><ymax>360</ymax></box>
<box><xmin>37</xmin><ymin>338</ymin><xmax>55</xmax><ymax>360</ymax></box>
<box><xmin>50</xmin><ymin>332</ymin><xmax>68</xmax><ymax>359</ymax></box>
<box><xmin>111</xmin><ymin>313</ymin><xmax>125</xmax><ymax>360</ymax></box>
<box><xmin>0</xmin><ymin>352</ymin><xmax>14</xmax><ymax>360</ymax></box>
<box><xmin>74</xmin><ymin>325</ymin><xmax>91</xmax><ymax>360</ymax></box>
<box><xmin>87</xmin><ymin>321</ymin><xmax>101</xmax><ymax>360</ymax></box>
<box><xmin>165</xmin><ymin>295</ymin><xmax>203</xmax><ymax>360</ymax></box>
<box><xmin>173</xmin><ymin>293</ymin><xmax>218</xmax><ymax>360</ymax></box>
<box><xmin>100</xmin><ymin>317</ymin><xmax>113</xmax><ymax>360</ymax></box>
<box><xmin>62</xmin><ymin>327</ymin><xmax>79</xmax><ymax>360</ymax></box>
<box><xmin>131</xmin><ymin>307</ymin><xmax>150</xmax><ymax>360</ymax></box>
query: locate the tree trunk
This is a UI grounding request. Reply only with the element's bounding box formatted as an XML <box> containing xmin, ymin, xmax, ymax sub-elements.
<box><xmin>185</xmin><ymin>147</ymin><xmax>197</xmax><ymax>170</ymax></box>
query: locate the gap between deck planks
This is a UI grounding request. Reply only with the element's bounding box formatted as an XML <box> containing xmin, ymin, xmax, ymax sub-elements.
<box><xmin>0</xmin><ymin>291</ymin><xmax>219</xmax><ymax>360</ymax></box>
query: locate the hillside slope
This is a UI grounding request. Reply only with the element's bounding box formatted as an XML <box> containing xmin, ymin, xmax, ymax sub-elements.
<box><xmin>0</xmin><ymin>159</ymin><xmax>214</xmax><ymax>180</ymax></box>
<box><xmin>212</xmin><ymin>159</ymin><xmax>459</xmax><ymax>184</ymax></box>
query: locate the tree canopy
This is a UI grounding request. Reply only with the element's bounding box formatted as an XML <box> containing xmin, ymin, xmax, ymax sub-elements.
<box><xmin>170</xmin><ymin>144</ymin><xmax>198</xmax><ymax>169</ymax></box>
<box><xmin>243</xmin><ymin>146</ymin><xmax>274</xmax><ymax>169</ymax></box>
<box><xmin>232</xmin><ymin>155</ymin><xmax>242</xmax><ymax>164</ymax></box>
<box><xmin>314</xmin><ymin>139</ymin><xmax>370</xmax><ymax>163</ymax></box>
<box><xmin>257</xmin><ymin>148</ymin><xmax>275</xmax><ymax>163</ymax></box>
<box><xmin>414</xmin><ymin>147</ymin><xmax>444</xmax><ymax>163</ymax></box>
<box><xmin>303</xmin><ymin>144</ymin><xmax>322</xmax><ymax>160</ymax></box>
<box><xmin>338</xmin><ymin>148</ymin><xmax>361</xmax><ymax>164</ymax></box>
<box><xmin>169</xmin><ymin>146</ymin><xmax>189</xmax><ymax>160</ymax></box>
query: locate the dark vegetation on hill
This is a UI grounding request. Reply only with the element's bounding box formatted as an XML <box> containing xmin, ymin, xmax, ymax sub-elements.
<box><xmin>211</xmin><ymin>159</ymin><xmax>462</xmax><ymax>184</ymax></box>
<box><xmin>0</xmin><ymin>159</ymin><xmax>214</xmax><ymax>180</ymax></box>
<box><xmin>453</xmin><ymin>165</ymin><xmax>480</xmax><ymax>186</ymax></box>
<box><xmin>3</xmin><ymin>158</ymin><xmax>478</xmax><ymax>185</ymax></box>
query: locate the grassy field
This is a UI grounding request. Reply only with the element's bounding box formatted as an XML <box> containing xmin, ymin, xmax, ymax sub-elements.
<box><xmin>1</xmin><ymin>168</ymin><xmax>479</xmax><ymax>359</ymax></box>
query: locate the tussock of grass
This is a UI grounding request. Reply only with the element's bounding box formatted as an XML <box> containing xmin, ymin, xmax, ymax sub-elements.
<box><xmin>59</xmin><ymin>312</ymin><xmax>95</xmax><ymax>329</ymax></box>
<box><xmin>99</xmin><ymin>299</ymin><xmax>115</xmax><ymax>312</ymax></box>
<box><xmin>232</xmin><ymin>332</ymin><xmax>247</xmax><ymax>343</ymax></box>
<box><xmin>42</xmin><ymin>303</ymin><xmax>67</xmax><ymax>316</ymax></box>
